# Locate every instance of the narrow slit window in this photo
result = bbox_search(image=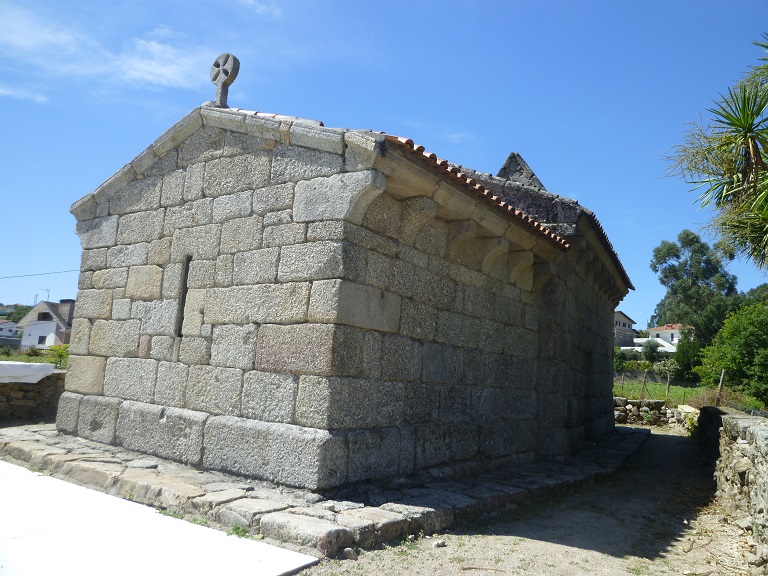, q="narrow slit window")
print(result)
[176,256,192,337]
